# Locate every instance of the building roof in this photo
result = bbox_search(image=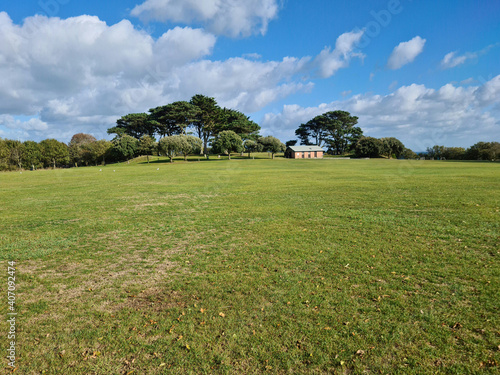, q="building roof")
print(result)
[288,145,324,152]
